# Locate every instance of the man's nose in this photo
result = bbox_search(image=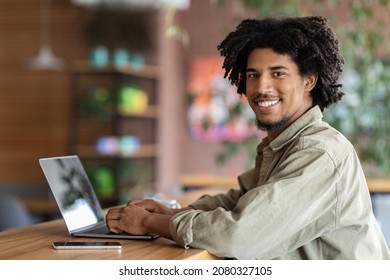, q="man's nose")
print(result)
[256,75,273,94]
